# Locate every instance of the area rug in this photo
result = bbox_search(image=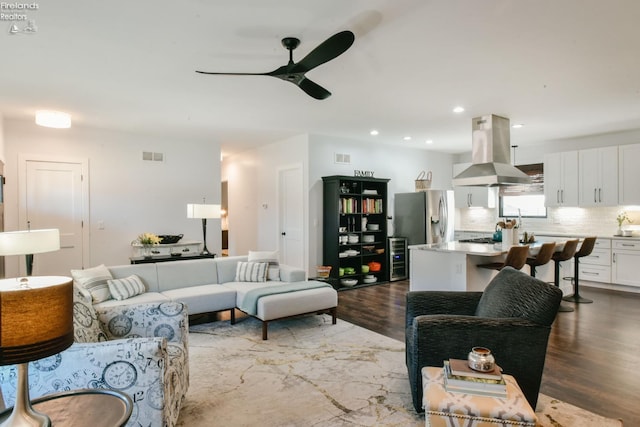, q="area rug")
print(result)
[176,315,622,427]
